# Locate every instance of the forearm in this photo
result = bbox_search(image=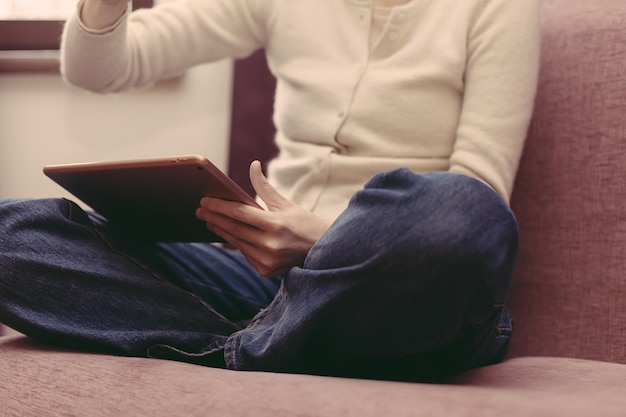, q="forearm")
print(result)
[60,0,132,92]
[61,0,269,93]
